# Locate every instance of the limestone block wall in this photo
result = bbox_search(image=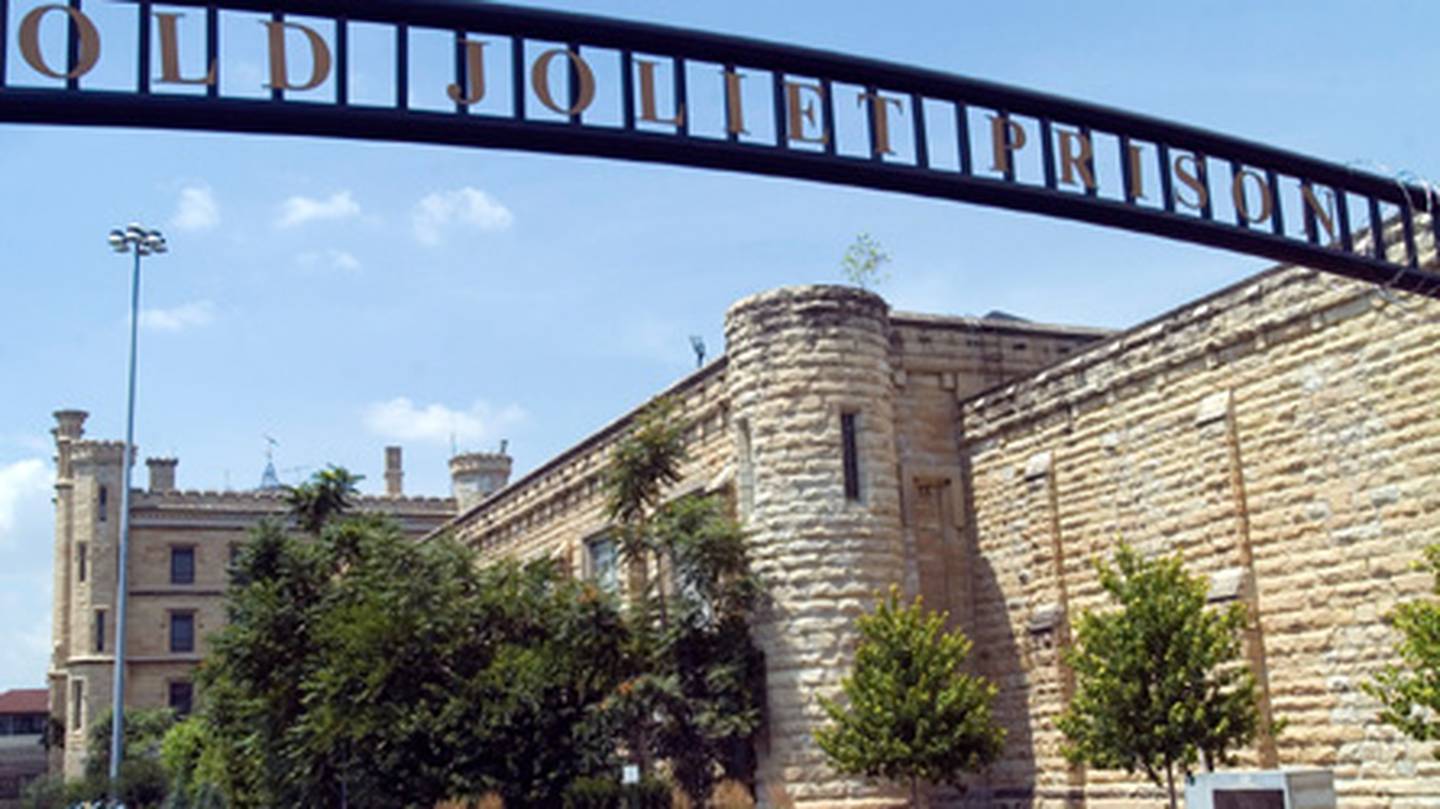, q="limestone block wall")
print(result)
[443,360,734,572]
[960,264,1440,808]
[438,286,1106,807]
[725,285,909,808]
